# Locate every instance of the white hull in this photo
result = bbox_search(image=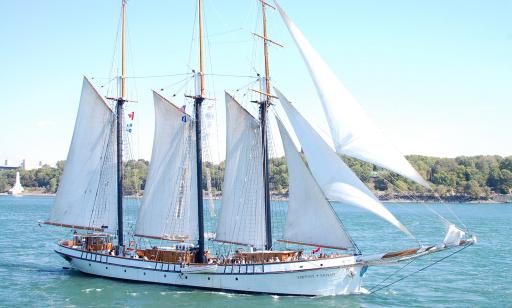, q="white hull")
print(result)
[55,244,365,296]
